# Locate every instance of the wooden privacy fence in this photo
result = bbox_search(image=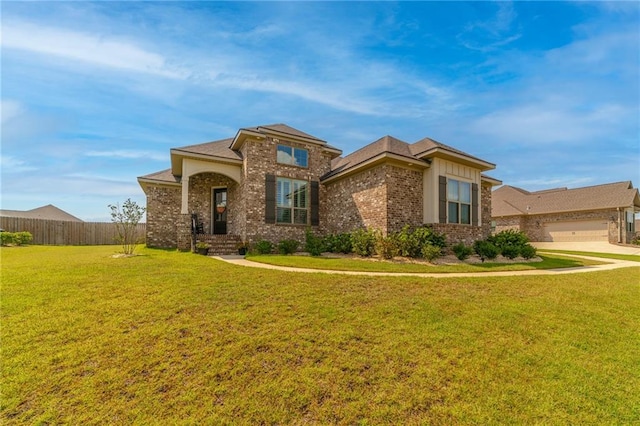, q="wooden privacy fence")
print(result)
[0,217,146,246]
